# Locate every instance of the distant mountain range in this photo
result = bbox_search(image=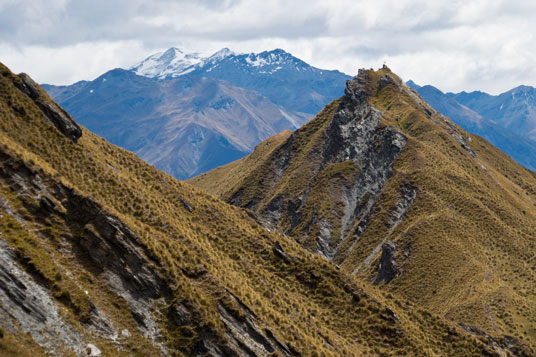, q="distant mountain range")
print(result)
[43,48,351,179]
[131,47,350,115]
[407,80,536,171]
